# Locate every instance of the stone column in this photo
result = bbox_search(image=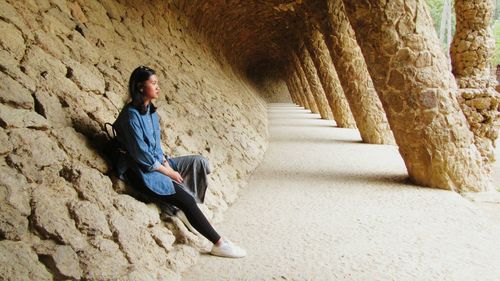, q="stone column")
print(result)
[297,43,333,120]
[291,69,309,109]
[310,6,394,144]
[292,52,320,114]
[451,0,499,175]
[304,21,357,128]
[342,0,489,191]
[285,72,301,106]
